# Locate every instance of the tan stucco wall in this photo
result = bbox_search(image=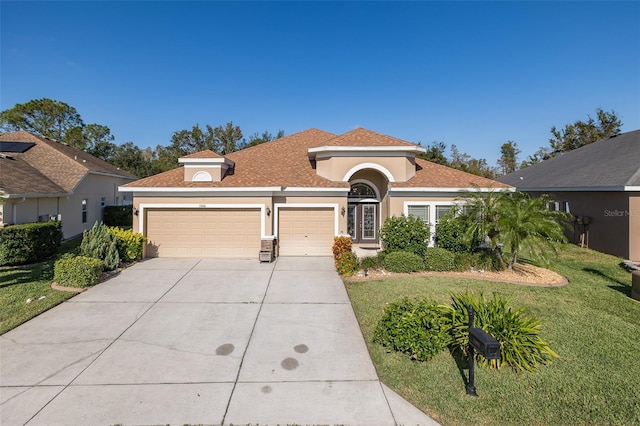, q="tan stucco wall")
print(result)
[61,174,135,239]
[529,191,632,259]
[629,193,640,261]
[316,155,415,182]
[183,166,225,182]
